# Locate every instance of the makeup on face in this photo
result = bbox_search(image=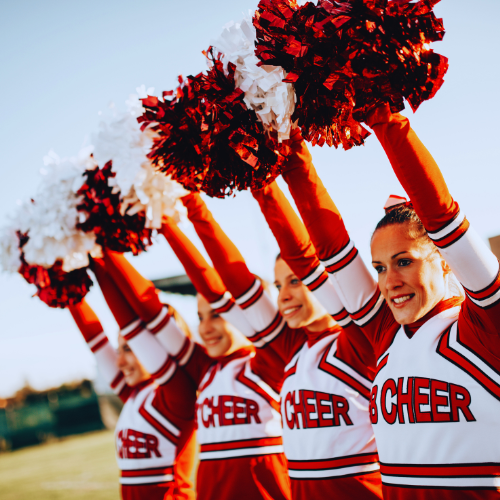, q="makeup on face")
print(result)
[371,224,447,325]
[116,335,150,387]
[197,294,250,358]
[274,257,333,332]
